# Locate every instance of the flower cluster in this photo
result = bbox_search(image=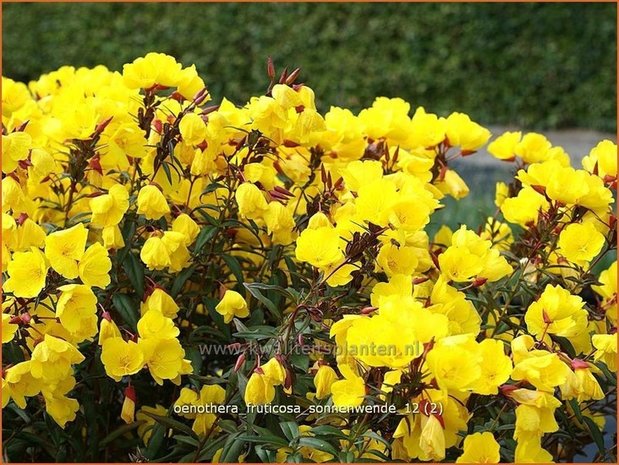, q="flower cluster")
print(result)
[2,53,616,463]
